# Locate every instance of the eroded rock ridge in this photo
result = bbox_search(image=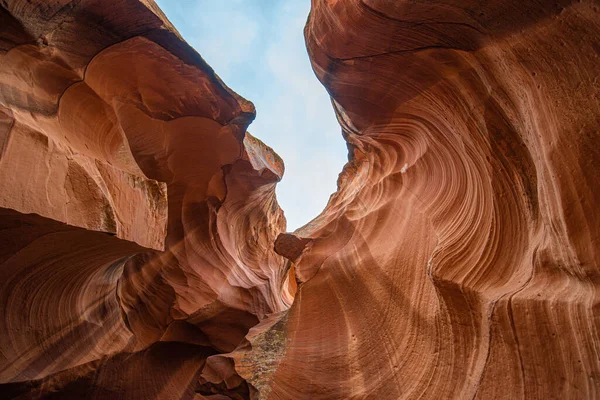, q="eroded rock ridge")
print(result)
[1,0,599,399]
